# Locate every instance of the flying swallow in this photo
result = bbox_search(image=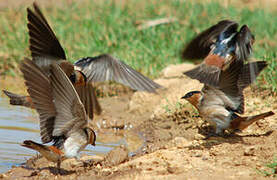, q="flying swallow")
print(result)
[20,58,96,169]
[182,20,255,87]
[3,2,162,118]
[182,60,274,136]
